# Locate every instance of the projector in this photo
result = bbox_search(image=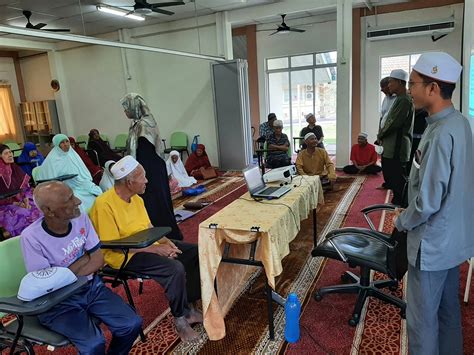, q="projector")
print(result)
[263,165,297,183]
